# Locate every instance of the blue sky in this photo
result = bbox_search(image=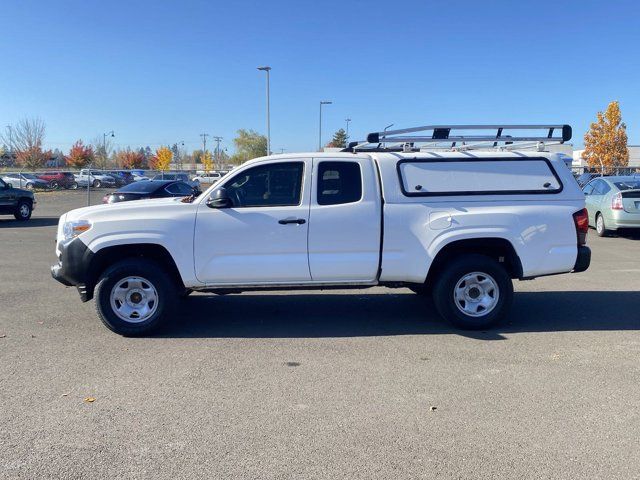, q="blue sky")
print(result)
[1,0,639,154]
